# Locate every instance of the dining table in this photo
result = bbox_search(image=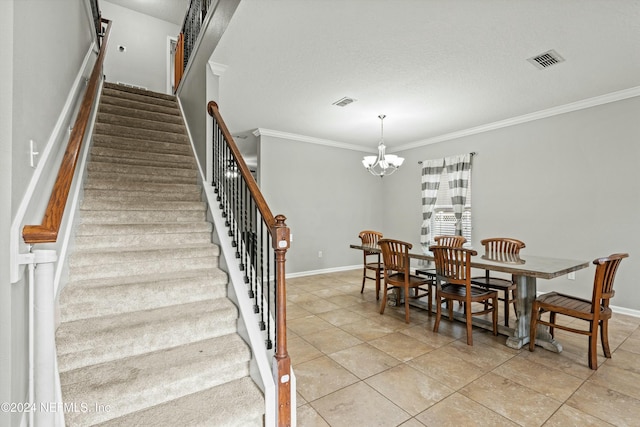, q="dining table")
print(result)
[350,243,590,351]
